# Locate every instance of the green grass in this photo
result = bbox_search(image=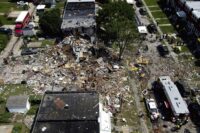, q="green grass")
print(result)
[0,33,9,52]
[0,2,20,12]
[159,25,175,33]
[0,15,15,25]
[148,6,160,11]
[12,123,29,133]
[151,11,167,18]
[27,96,41,115]
[156,18,170,24]
[0,84,33,100]
[56,1,66,9]
[41,39,55,46]
[144,0,158,6]
[115,96,140,128]
[0,84,37,132]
